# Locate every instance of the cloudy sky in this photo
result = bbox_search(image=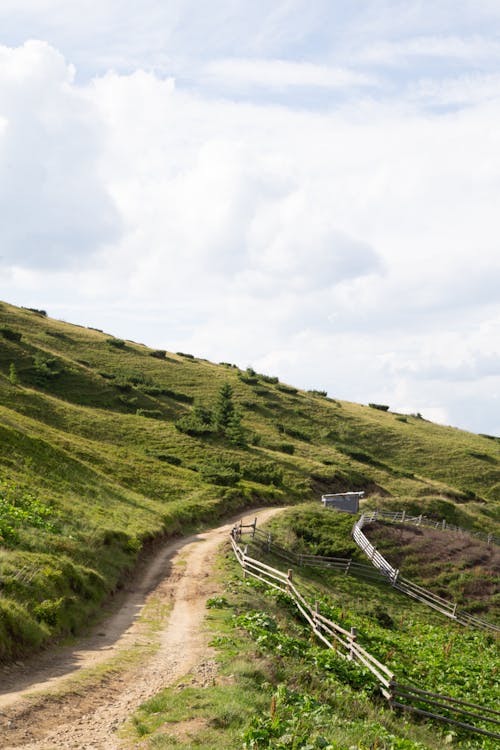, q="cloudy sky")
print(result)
[1,1,500,436]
